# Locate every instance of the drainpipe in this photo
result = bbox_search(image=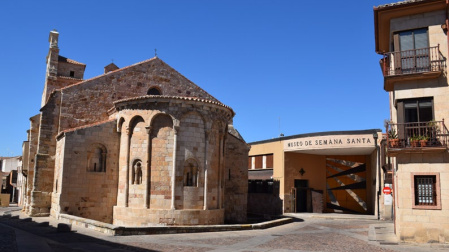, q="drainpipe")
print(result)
[446,0,449,56]
[373,132,380,220]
